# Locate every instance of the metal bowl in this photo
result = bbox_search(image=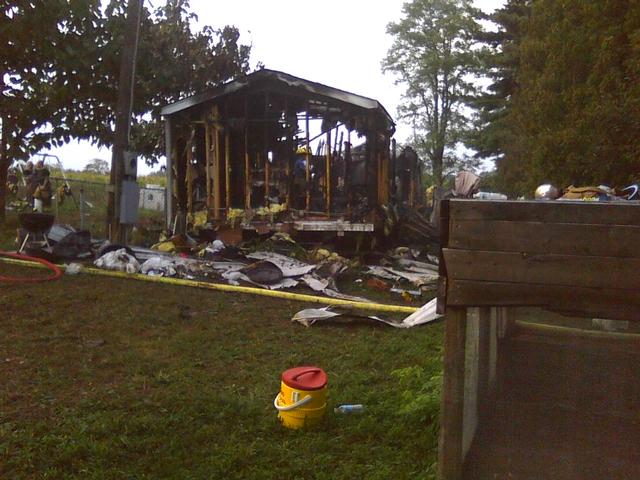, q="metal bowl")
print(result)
[534,184,559,200]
